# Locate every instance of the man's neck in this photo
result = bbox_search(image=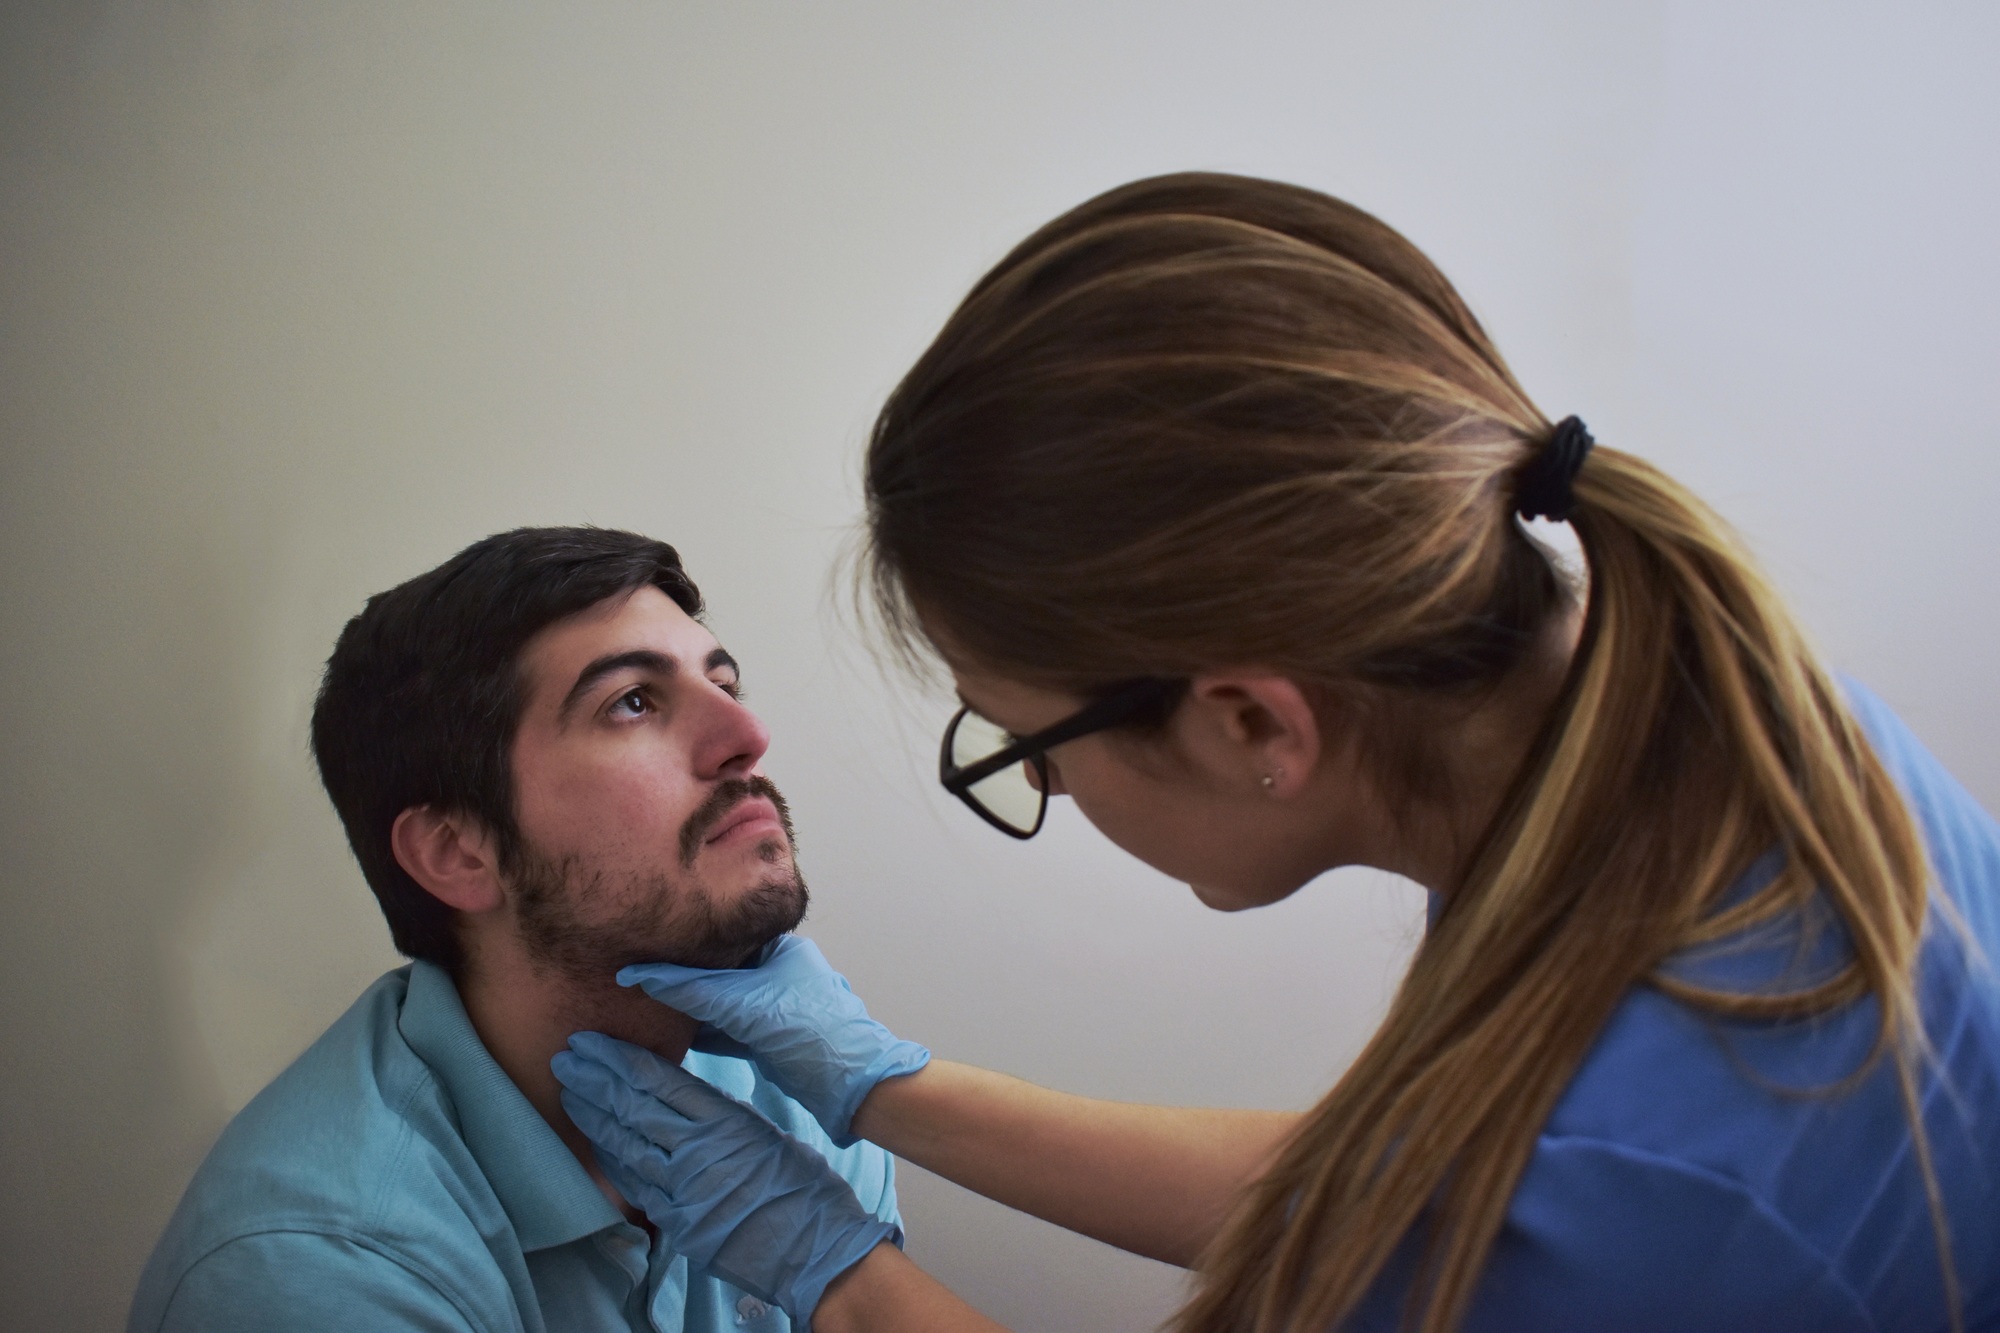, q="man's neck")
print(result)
[453,950,699,1221]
